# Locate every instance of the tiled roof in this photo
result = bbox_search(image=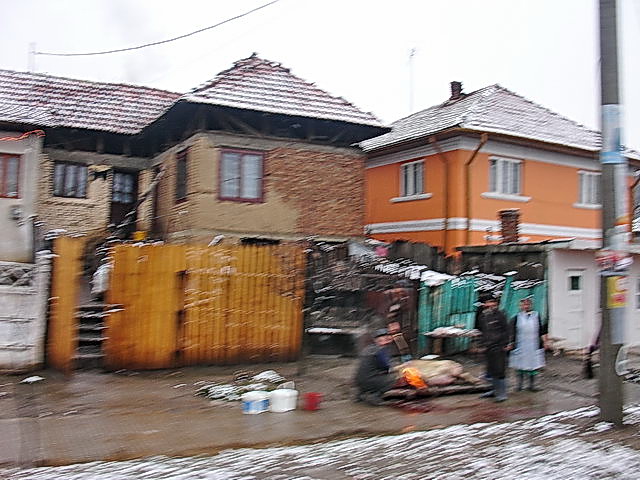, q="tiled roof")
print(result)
[361,84,639,159]
[0,70,180,135]
[181,54,385,128]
